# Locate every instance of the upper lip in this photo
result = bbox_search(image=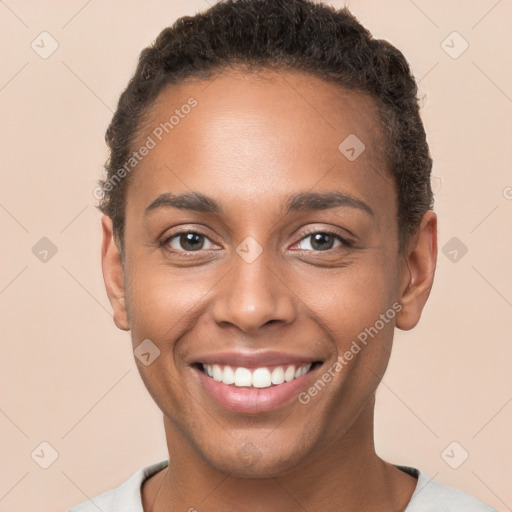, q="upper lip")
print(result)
[190,351,323,369]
